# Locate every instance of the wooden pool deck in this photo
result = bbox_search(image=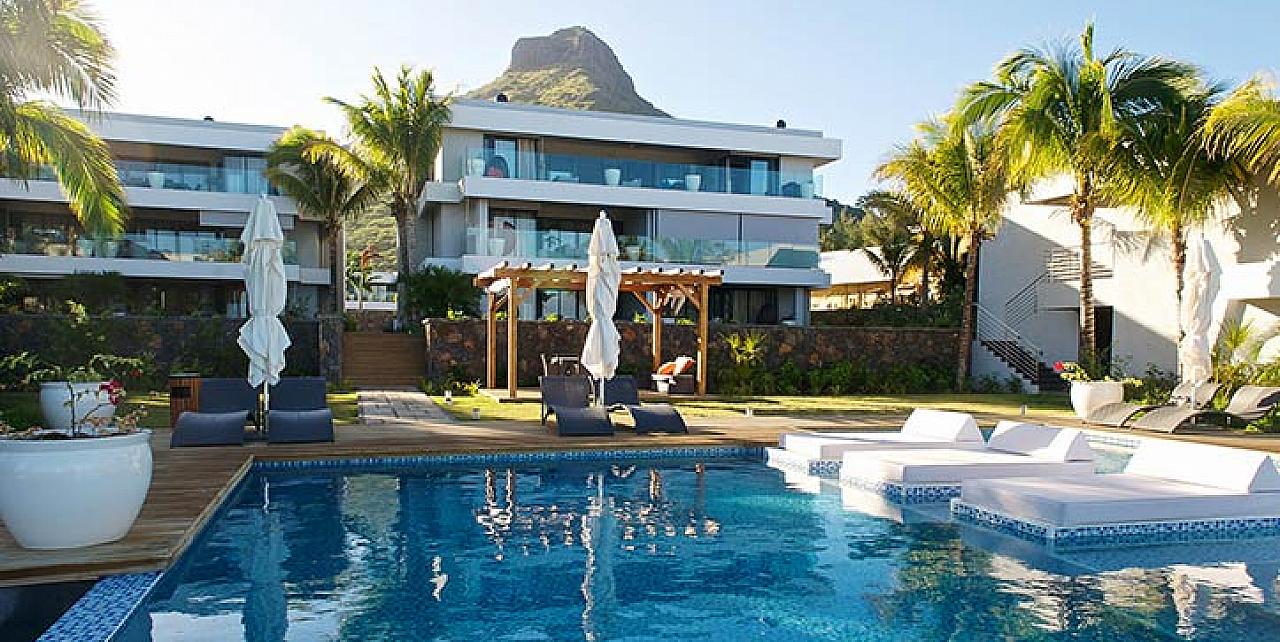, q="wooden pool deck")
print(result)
[3,409,1279,588]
